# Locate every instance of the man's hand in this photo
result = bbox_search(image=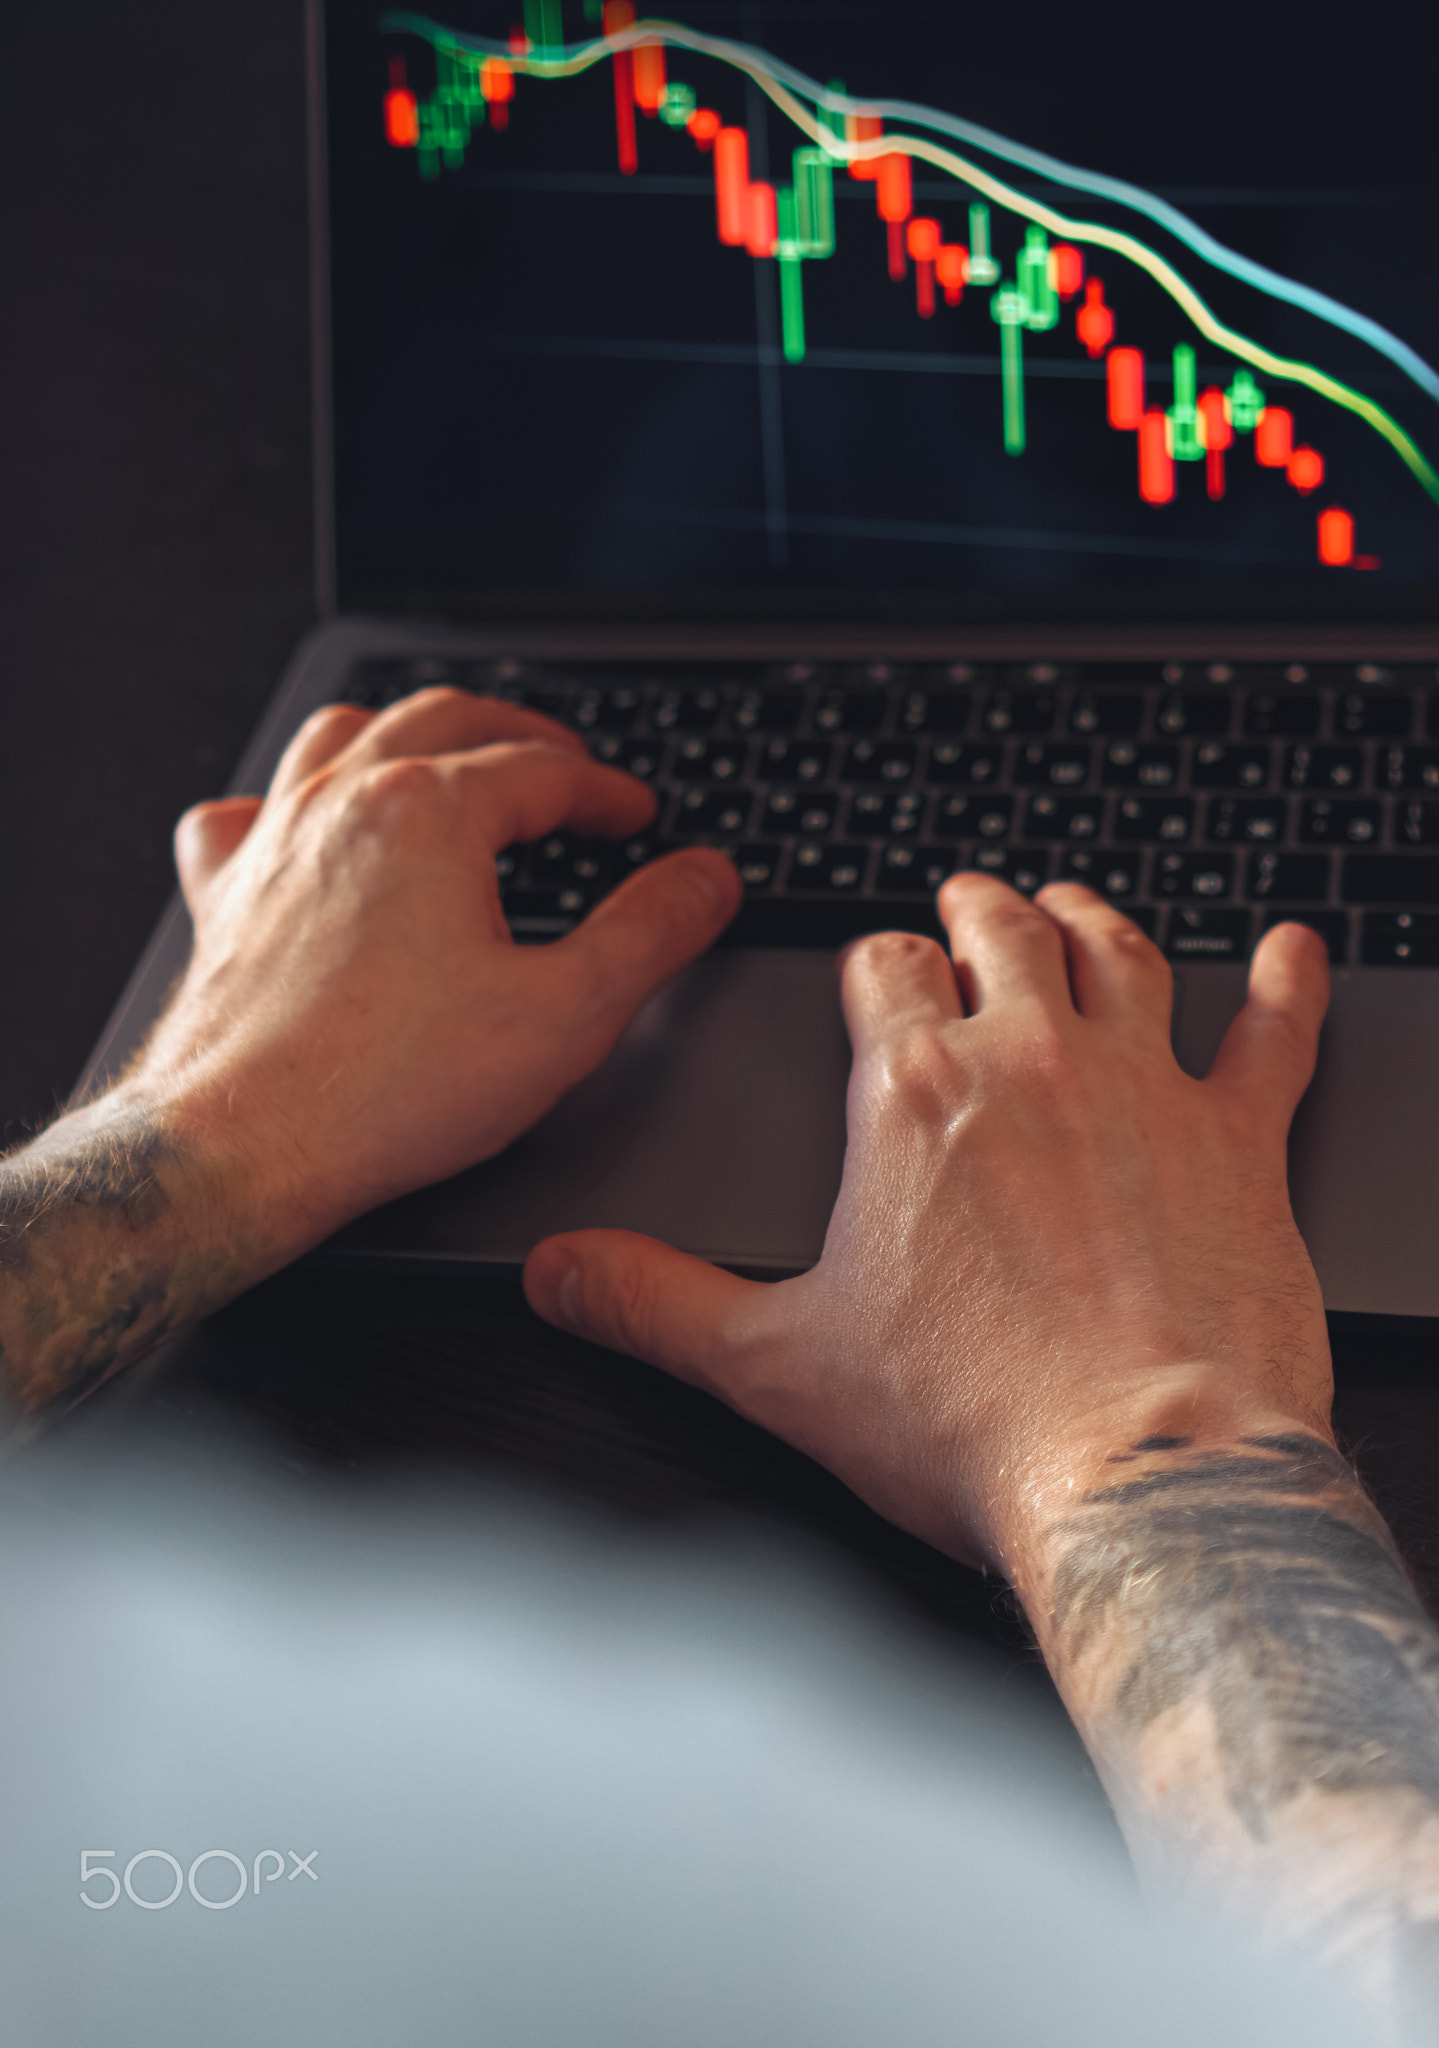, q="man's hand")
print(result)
[527,884,1439,2015]
[146,689,740,1256]
[525,875,1333,1574]
[0,690,738,1415]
